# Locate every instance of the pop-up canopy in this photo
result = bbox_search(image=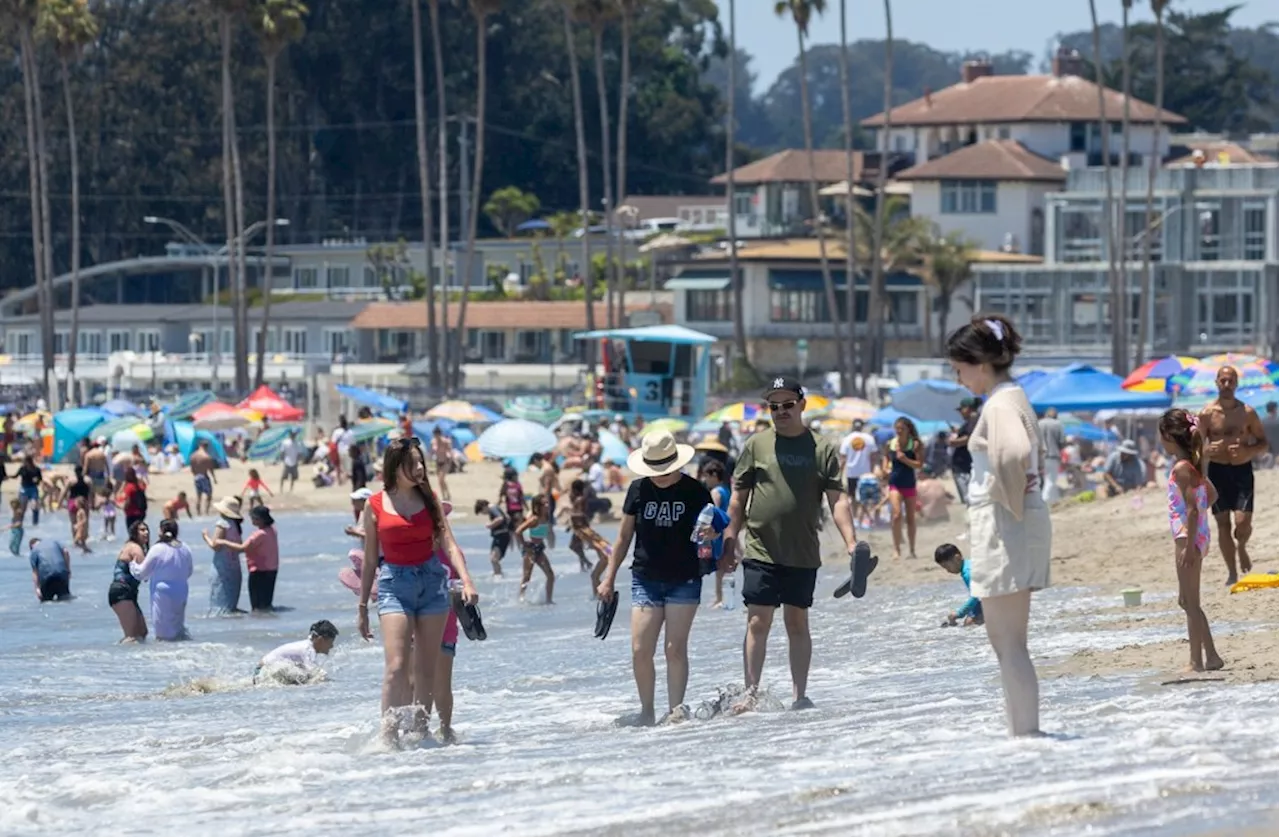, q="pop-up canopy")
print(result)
[237,385,304,422]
